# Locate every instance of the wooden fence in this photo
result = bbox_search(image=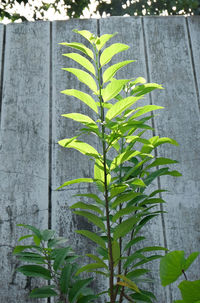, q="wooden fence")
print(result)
[0,16,200,302]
